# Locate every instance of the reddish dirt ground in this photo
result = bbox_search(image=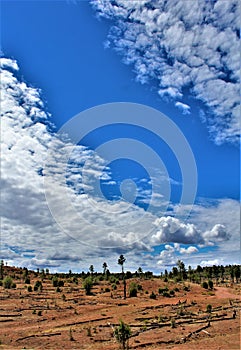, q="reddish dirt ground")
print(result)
[0,267,240,349]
